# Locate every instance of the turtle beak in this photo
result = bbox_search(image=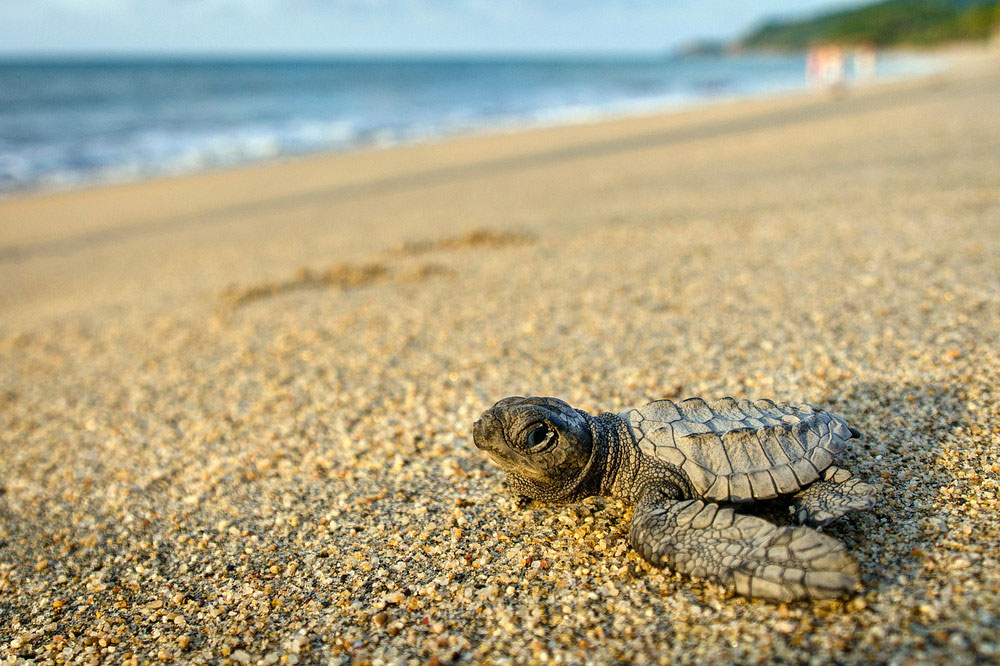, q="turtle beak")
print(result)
[473,410,518,470]
[472,411,497,452]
